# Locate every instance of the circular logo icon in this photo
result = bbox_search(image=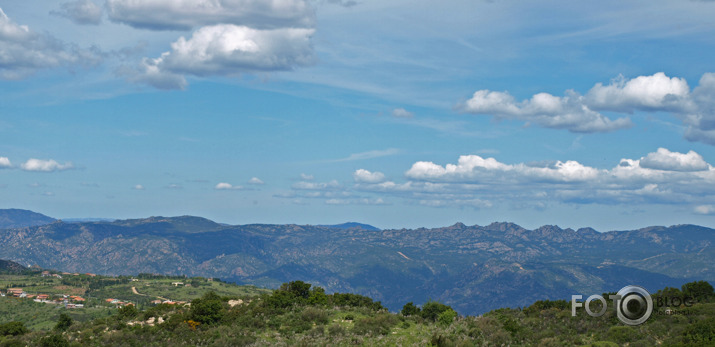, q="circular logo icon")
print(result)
[615,285,653,325]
